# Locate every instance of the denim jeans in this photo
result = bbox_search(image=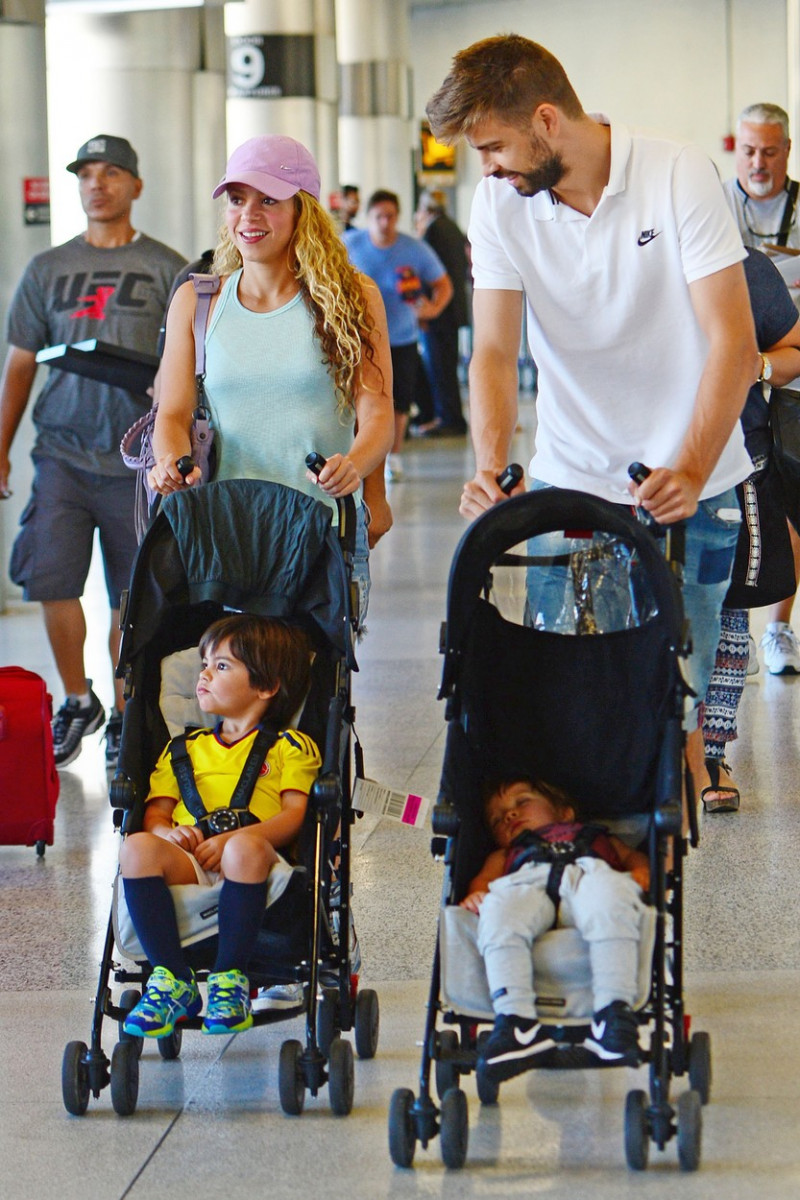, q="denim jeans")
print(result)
[353,502,371,634]
[524,481,741,728]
